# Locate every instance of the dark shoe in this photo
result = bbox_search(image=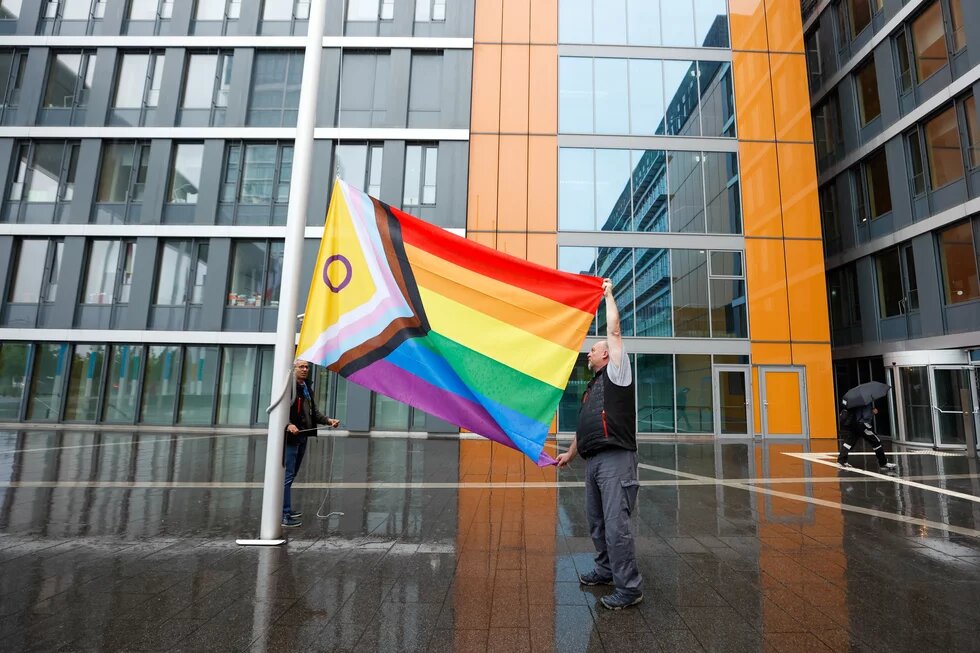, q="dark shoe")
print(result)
[880,462,898,472]
[288,511,303,518]
[578,570,613,586]
[600,590,643,610]
[281,516,302,528]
